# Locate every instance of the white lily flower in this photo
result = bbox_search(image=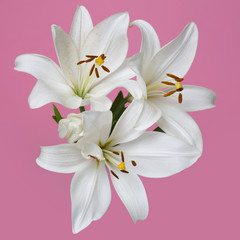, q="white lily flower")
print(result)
[129,21,217,149]
[36,100,201,233]
[14,6,141,110]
